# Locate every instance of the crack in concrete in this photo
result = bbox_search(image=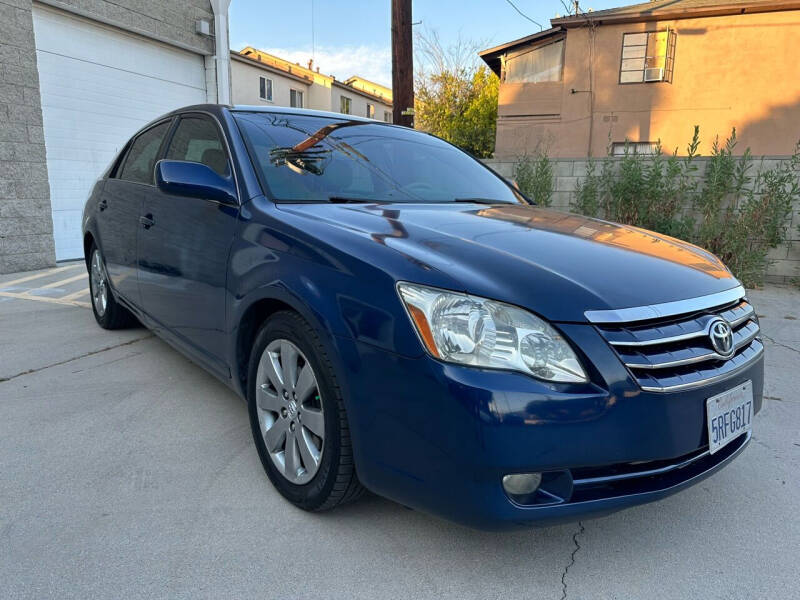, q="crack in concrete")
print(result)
[0,335,153,383]
[560,521,585,600]
[760,333,800,356]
